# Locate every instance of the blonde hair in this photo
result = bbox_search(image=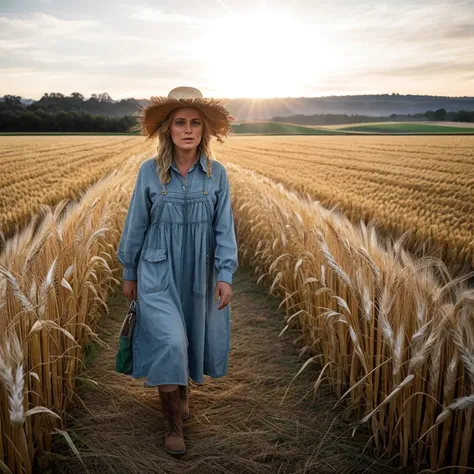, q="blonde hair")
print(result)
[154,108,214,184]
